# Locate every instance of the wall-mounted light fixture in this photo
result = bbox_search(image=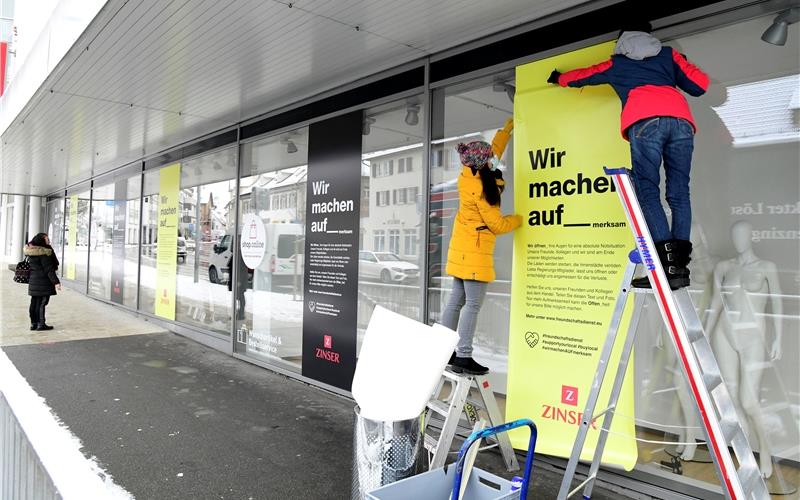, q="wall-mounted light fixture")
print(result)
[761,8,799,46]
[493,81,515,103]
[405,103,420,126]
[362,116,376,135]
[281,138,298,154]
